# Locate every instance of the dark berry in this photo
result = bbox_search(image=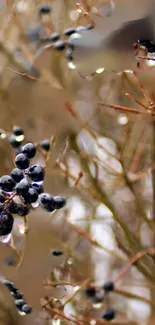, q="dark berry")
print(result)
[31,182,44,194]
[40,139,50,152]
[84,287,96,298]
[0,212,14,236]
[11,168,24,183]
[15,153,29,170]
[28,165,44,182]
[63,28,76,36]
[21,304,32,314]
[9,135,21,148]
[8,202,18,214]
[11,290,23,299]
[48,32,60,42]
[23,188,38,204]
[15,179,30,196]
[22,143,36,159]
[52,249,64,256]
[103,281,114,292]
[40,193,55,212]
[0,191,5,203]
[15,299,25,310]
[102,308,116,321]
[52,196,66,209]
[53,40,66,51]
[3,280,15,292]
[0,175,15,192]
[75,26,85,32]
[0,203,4,213]
[38,4,52,15]
[66,48,73,61]
[15,204,30,217]
[13,126,24,137]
